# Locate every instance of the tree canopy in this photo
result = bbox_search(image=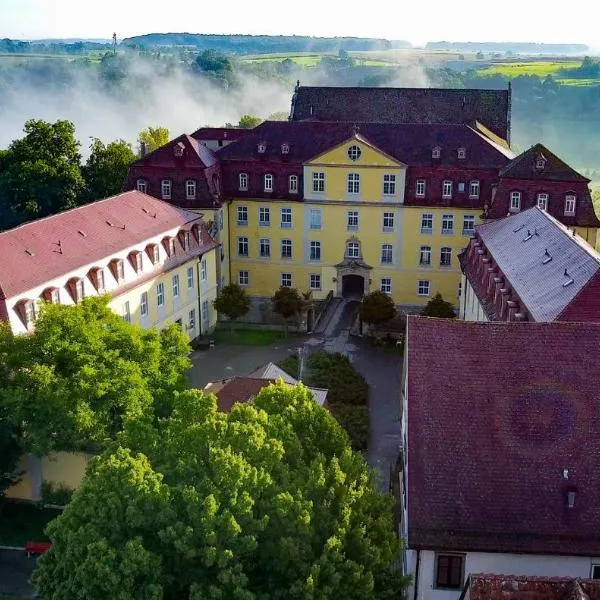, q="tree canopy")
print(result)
[0,119,84,227]
[138,126,170,154]
[0,297,191,455]
[420,293,456,319]
[213,284,250,331]
[238,114,263,129]
[272,286,304,334]
[359,291,396,326]
[33,383,407,599]
[82,138,136,202]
